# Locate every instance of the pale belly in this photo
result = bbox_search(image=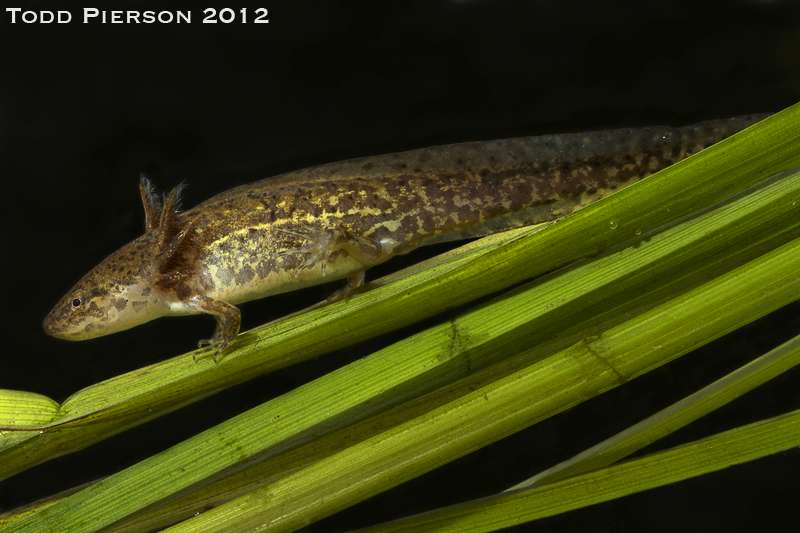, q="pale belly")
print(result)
[194,250,369,306]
